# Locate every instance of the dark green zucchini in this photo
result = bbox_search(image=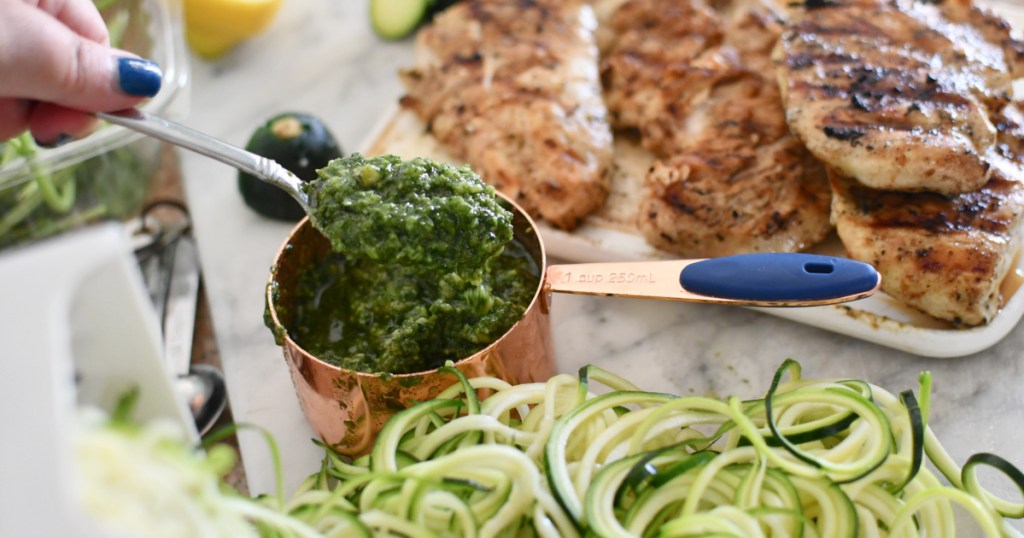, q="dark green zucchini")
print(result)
[238,112,342,221]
